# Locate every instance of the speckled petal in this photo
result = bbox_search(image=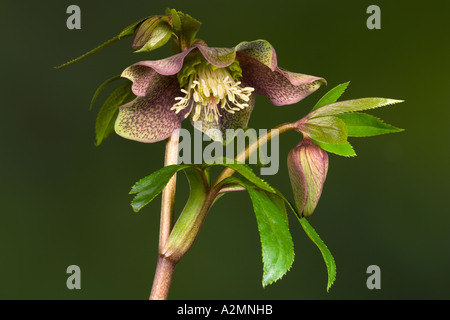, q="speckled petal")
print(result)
[122,44,237,81]
[121,65,156,96]
[190,94,256,142]
[114,75,187,143]
[234,40,326,106]
[120,45,237,96]
[235,40,277,70]
[238,52,325,106]
[126,47,196,76]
